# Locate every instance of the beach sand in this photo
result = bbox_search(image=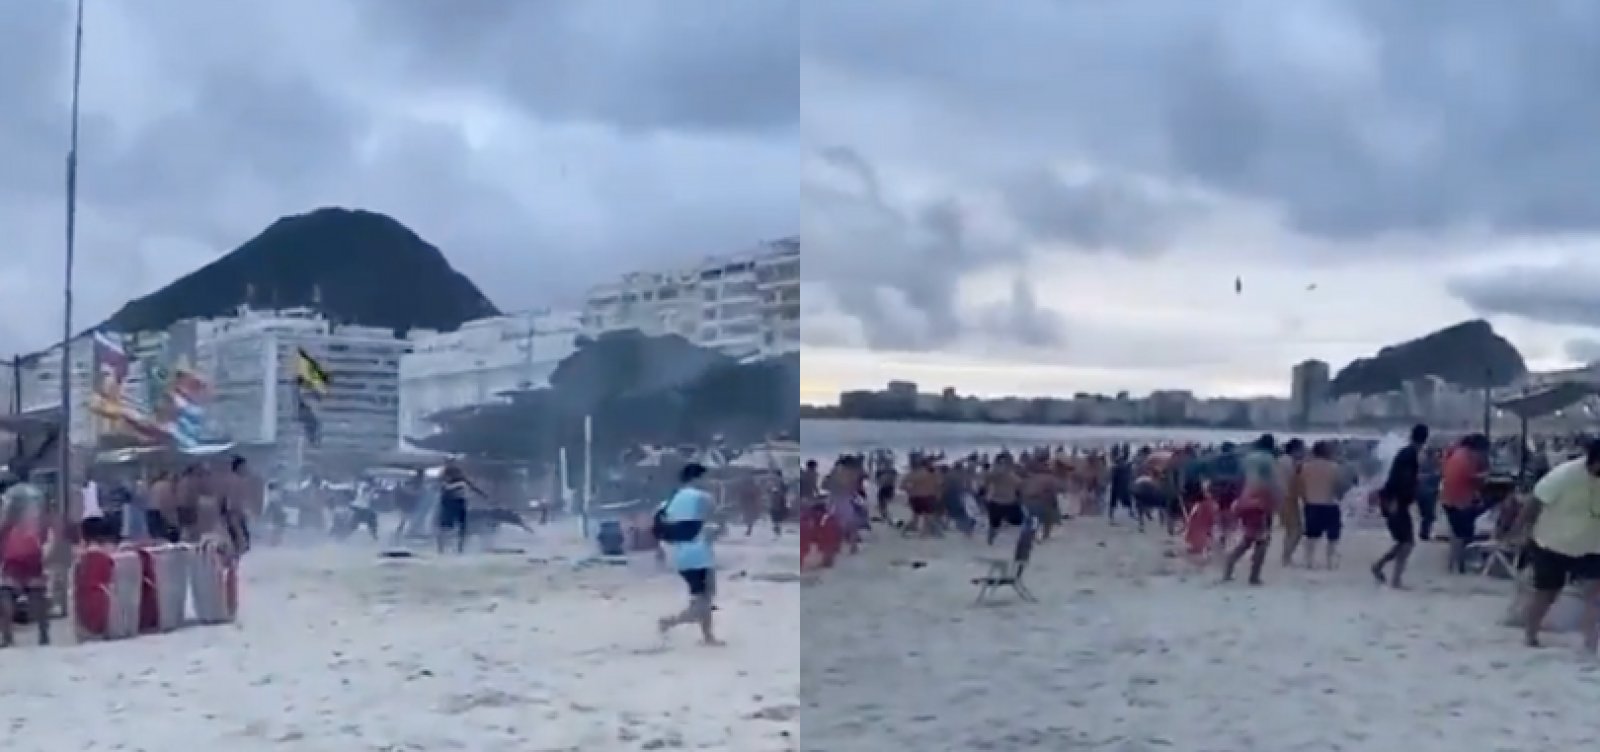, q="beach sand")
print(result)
[0,529,799,751]
[801,520,1600,752]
